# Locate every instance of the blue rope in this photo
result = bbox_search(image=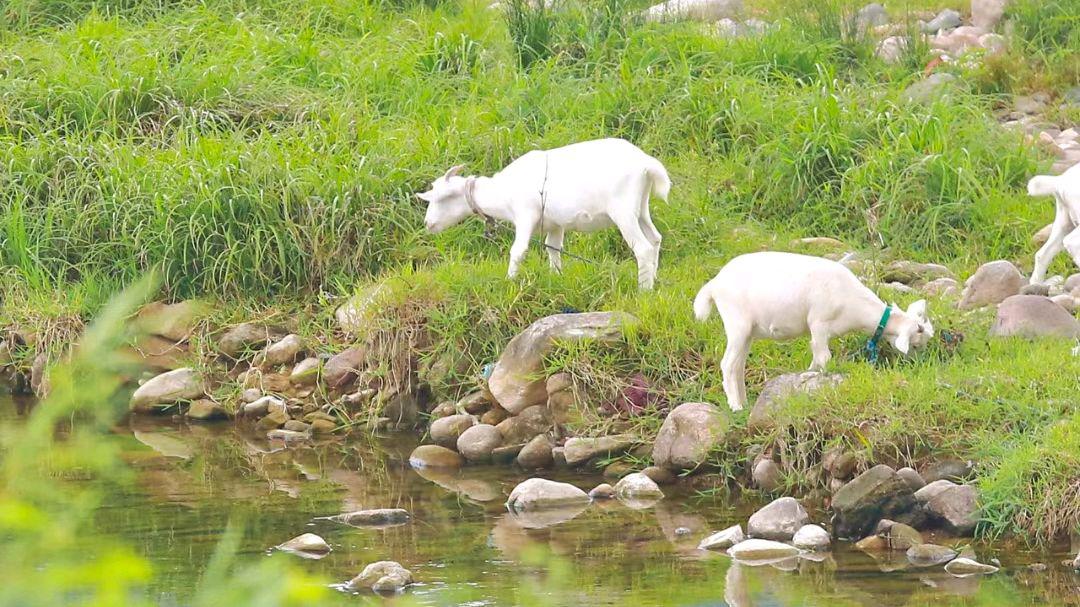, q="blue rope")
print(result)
[866,305,892,365]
